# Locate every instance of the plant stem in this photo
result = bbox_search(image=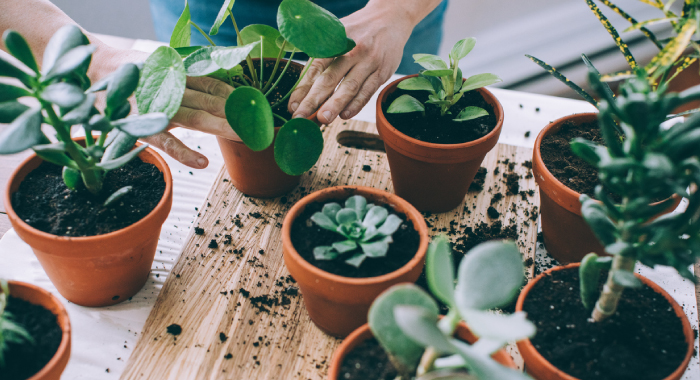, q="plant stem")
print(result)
[272,112,288,124]
[262,41,286,93]
[271,56,311,109]
[416,309,460,376]
[189,21,216,46]
[591,254,636,321]
[264,52,295,98]
[239,74,252,86]
[259,36,264,85]
[97,132,107,147]
[228,9,258,88]
[84,128,94,146]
